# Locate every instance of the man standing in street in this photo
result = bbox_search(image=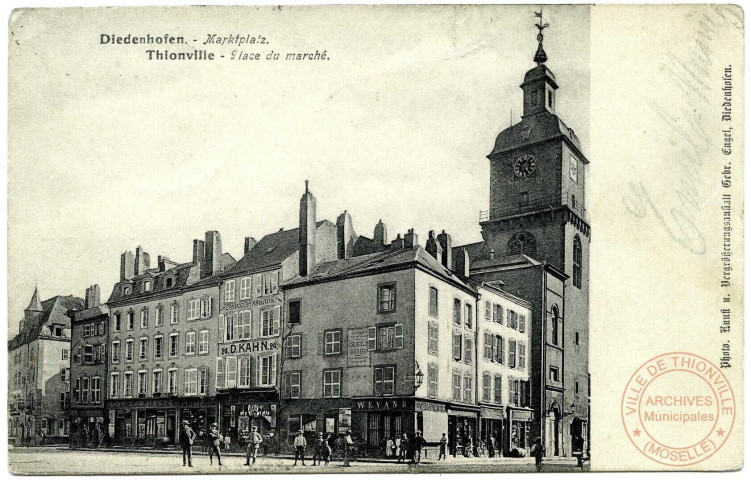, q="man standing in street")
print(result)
[312,432,325,466]
[531,437,545,472]
[207,423,223,467]
[244,426,263,466]
[343,430,354,467]
[413,431,425,464]
[180,420,196,467]
[293,430,307,466]
[438,433,448,460]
